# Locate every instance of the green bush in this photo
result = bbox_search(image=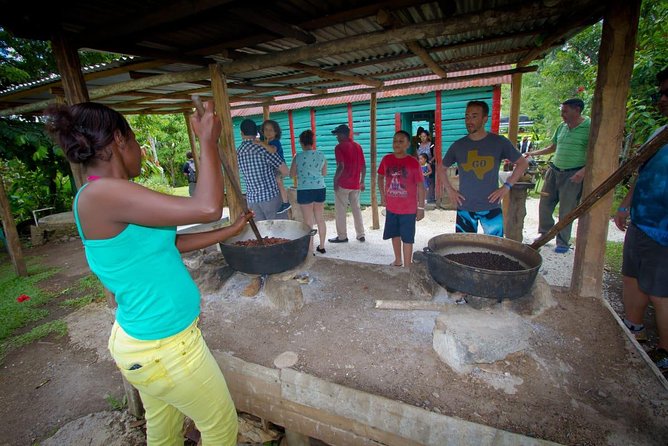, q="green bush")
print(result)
[136,174,174,195]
